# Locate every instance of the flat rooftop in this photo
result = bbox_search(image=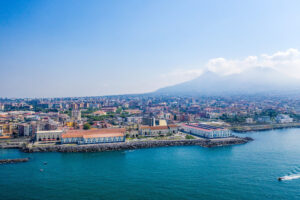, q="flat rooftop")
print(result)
[37,130,64,134]
[184,123,225,131]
